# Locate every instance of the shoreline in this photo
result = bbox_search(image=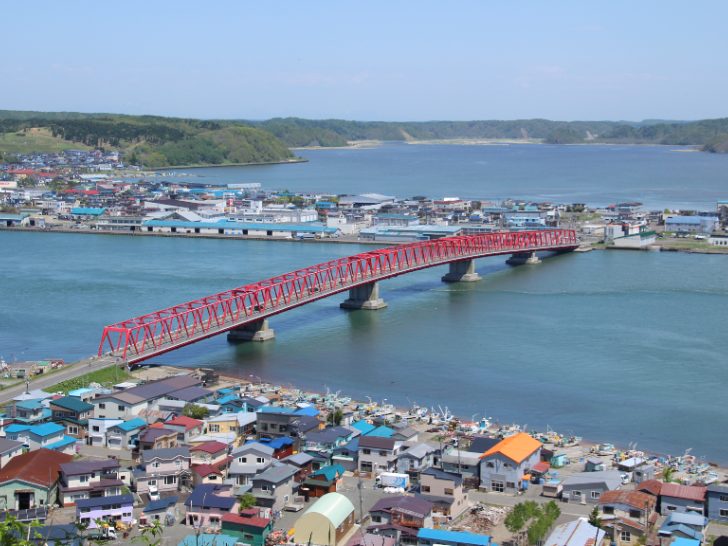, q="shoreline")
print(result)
[2,226,726,254]
[198,368,726,468]
[152,157,307,170]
